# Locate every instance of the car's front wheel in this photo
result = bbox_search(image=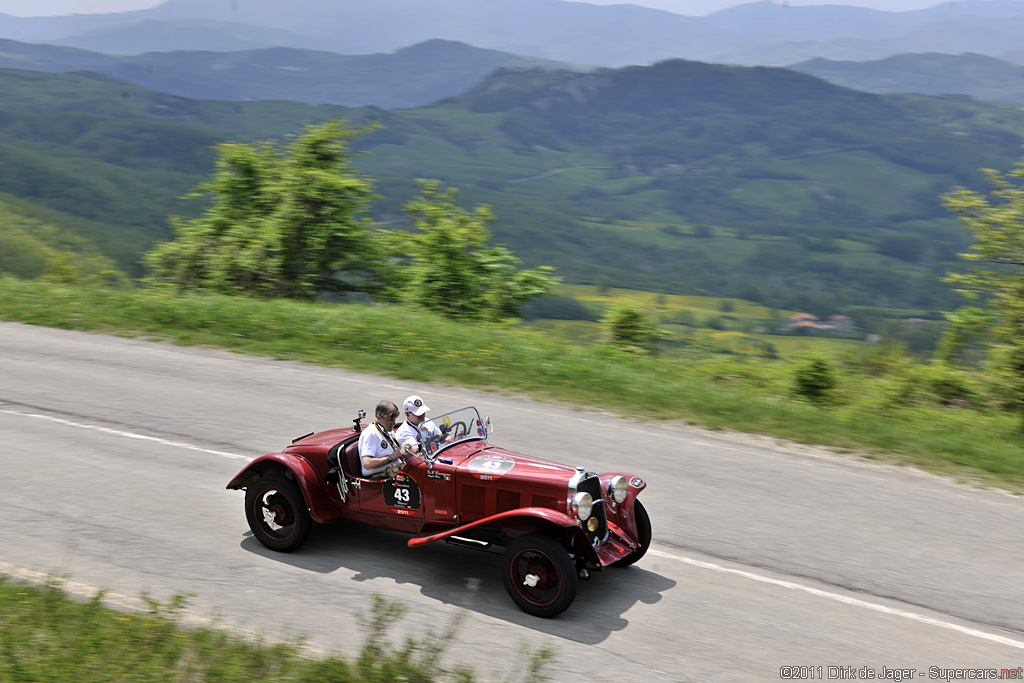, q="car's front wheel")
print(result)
[245,474,312,552]
[502,534,577,618]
